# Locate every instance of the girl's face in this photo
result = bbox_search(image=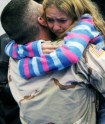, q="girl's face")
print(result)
[45,5,73,37]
